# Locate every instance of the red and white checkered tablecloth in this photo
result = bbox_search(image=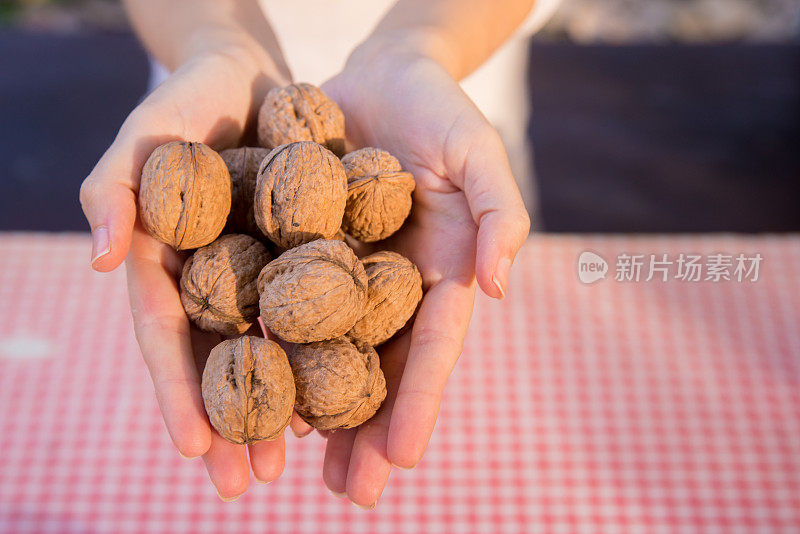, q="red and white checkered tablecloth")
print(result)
[1,233,799,533]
